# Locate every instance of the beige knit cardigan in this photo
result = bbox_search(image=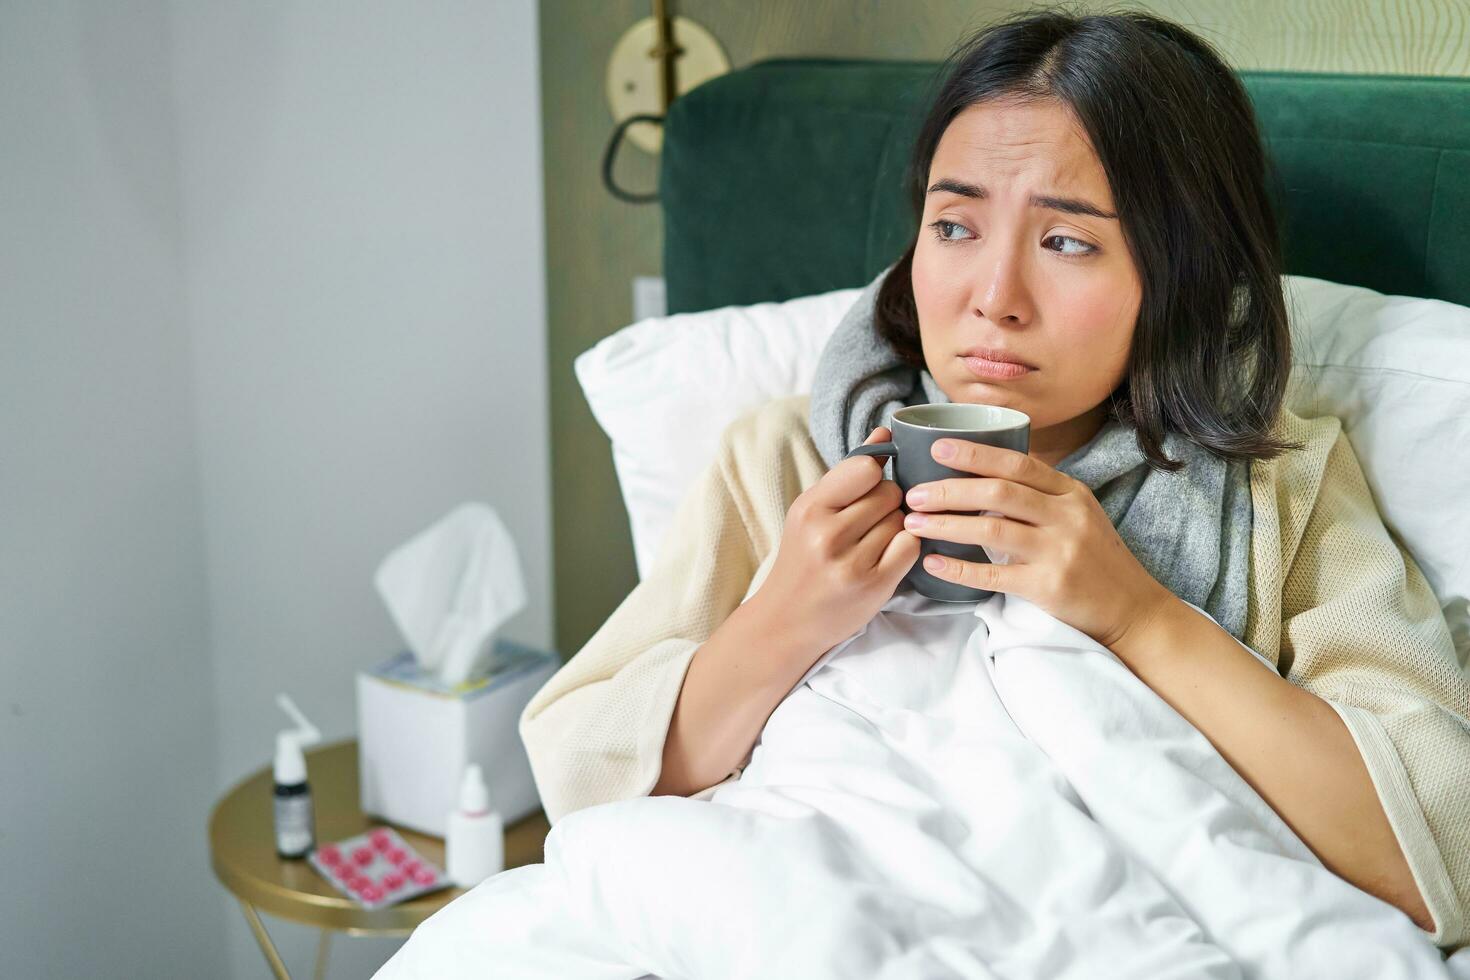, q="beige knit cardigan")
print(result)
[520,393,1470,950]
